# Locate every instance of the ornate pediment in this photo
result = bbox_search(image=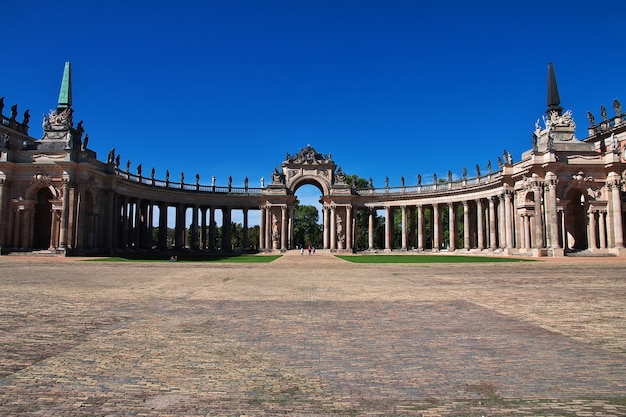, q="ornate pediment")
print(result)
[285,145,332,165]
